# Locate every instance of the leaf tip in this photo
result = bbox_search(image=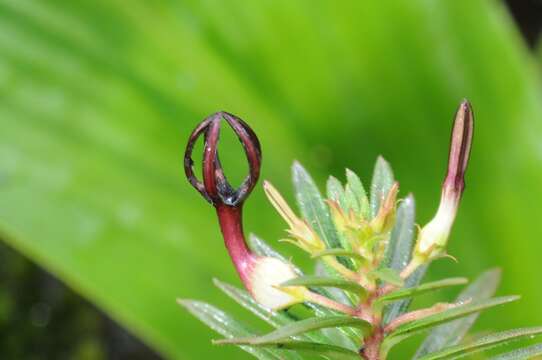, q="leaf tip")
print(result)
[211,338,228,345]
[176,298,192,308]
[292,160,303,173]
[404,193,415,203]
